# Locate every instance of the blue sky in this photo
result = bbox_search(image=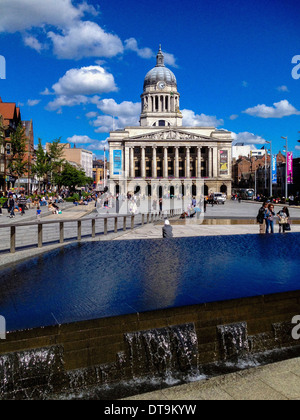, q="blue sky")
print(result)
[0,0,300,159]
